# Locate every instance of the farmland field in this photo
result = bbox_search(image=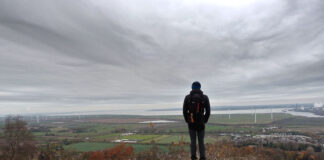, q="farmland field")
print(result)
[64,142,169,153]
[1,113,323,154]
